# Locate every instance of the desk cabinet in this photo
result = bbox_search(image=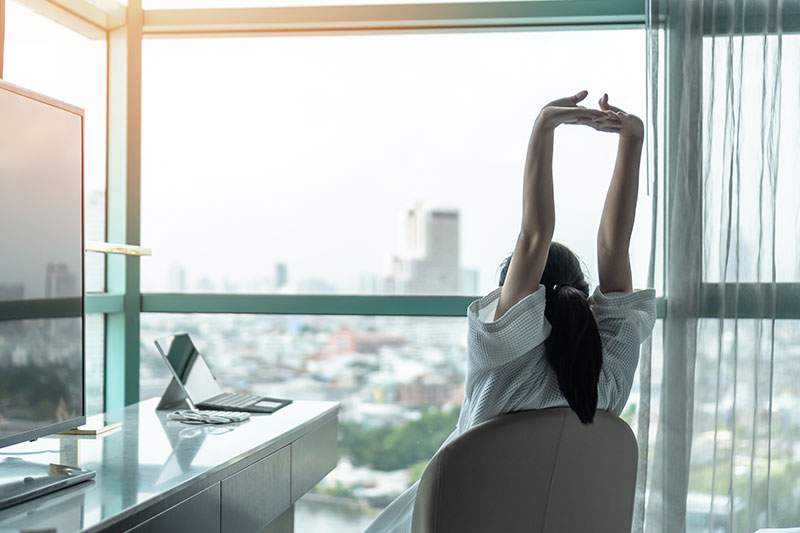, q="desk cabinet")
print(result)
[127,484,221,533]
[125,432,331,533]
[291,419,338,503]
[221,446,291,533]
